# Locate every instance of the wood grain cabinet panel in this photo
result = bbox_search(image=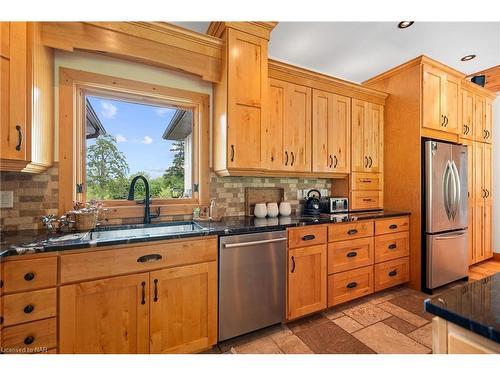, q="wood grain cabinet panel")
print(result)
[350,172,383,191]
[288,225,327,249]
[1,317,57,352]
[328,221,374,242]
[444,75,460,134]
[287,245,327,320]
[374,257,410,292]
[374,232,410,263]
[474,95,486,142]
[59,273,150,354]
[350,190,383,211]
[1,257,57,293]
[327,237,374,274]
[484,98,493,144]
[3,288,57,326]
[149,262,217,354]
[460,89,474,139]
[374,216,410,235]
[422,64,445,131]
[328,265,374,306]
